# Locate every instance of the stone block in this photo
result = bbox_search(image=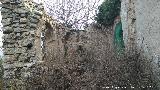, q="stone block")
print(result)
[34,10,42,16]
[17,8,28,14]
[3,39,16,44]
[1,8,10,13]
[20,13,27,17]
[30,17,39,23]
[30,23,37,28]
[14,27,21,33]
[24,63,34,68]
[2,33,15,40]
[3,55,17,64]
[3,70,15,79]
[22,32,30,37]
[30,31,35,37]
[4,0,11,3]
[22,39,34,48]
[19,24,27,28]
[28,50,36,57]
[10,0,21,5]
[13,23,20,28]
[3,48,15,55]
[3,26,13,34]
[32,14,41,19]
[18,53,28,62]
[3,43,14,48]
[2,21,11,27]
[20,18,27,23]
[1,18,12,24]
[14,62,24,68]
[16,47,27,54]
[12,20,19,23]
[15,33,21,38]
[21,29,29,32]
[3,63,14,70]
[30,57,37,62]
